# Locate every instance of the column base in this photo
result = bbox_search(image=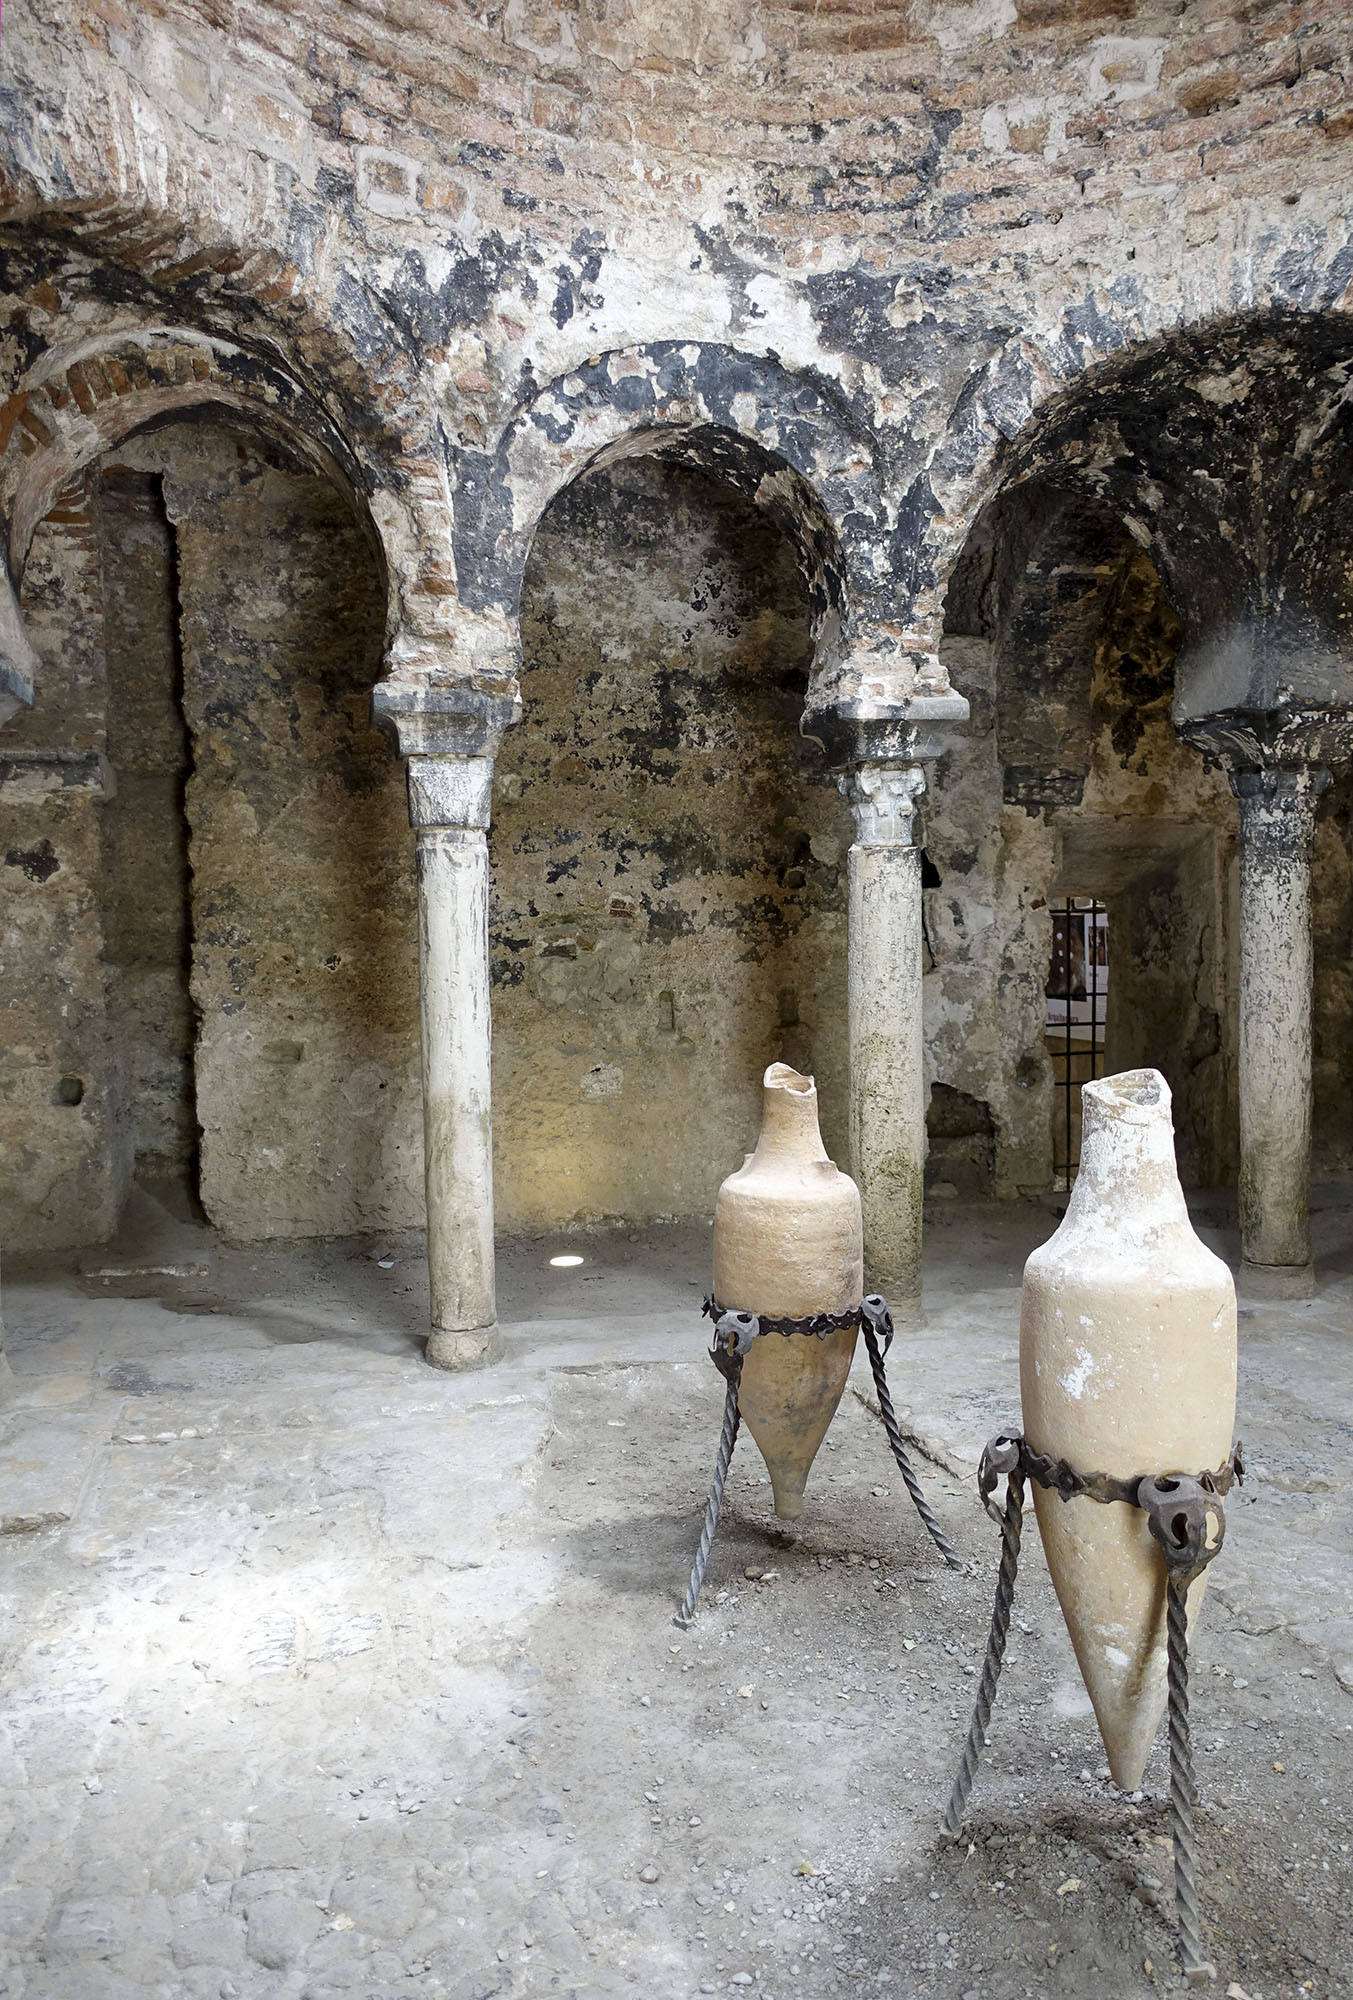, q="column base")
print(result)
[425,1323,503,1371]
[1238,1260,1315,1301]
